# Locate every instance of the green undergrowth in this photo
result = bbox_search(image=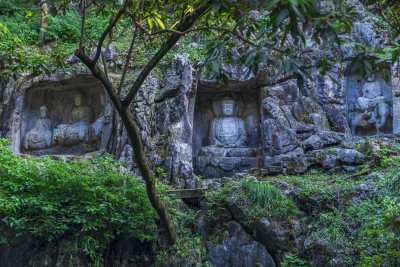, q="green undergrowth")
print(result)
[0,139,174,265]
[260,170,366,203]
[204,141,400,266]
[256,142,400,266]
[0,138,208,266]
